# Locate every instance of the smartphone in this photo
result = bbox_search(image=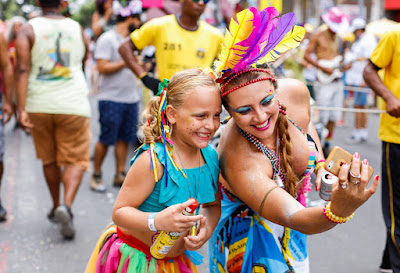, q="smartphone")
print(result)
[324,146,374,181]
